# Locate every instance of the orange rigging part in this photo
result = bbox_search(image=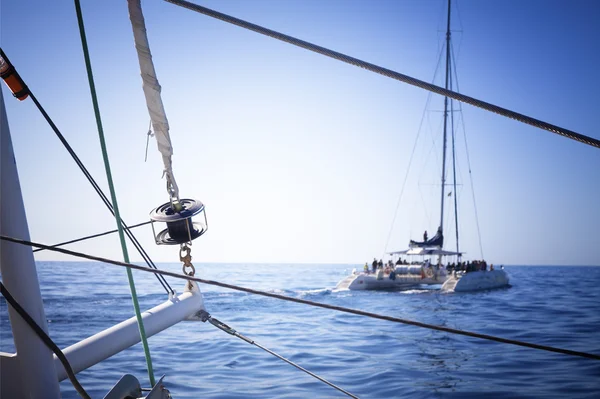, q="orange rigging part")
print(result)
[0,54,29,101]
